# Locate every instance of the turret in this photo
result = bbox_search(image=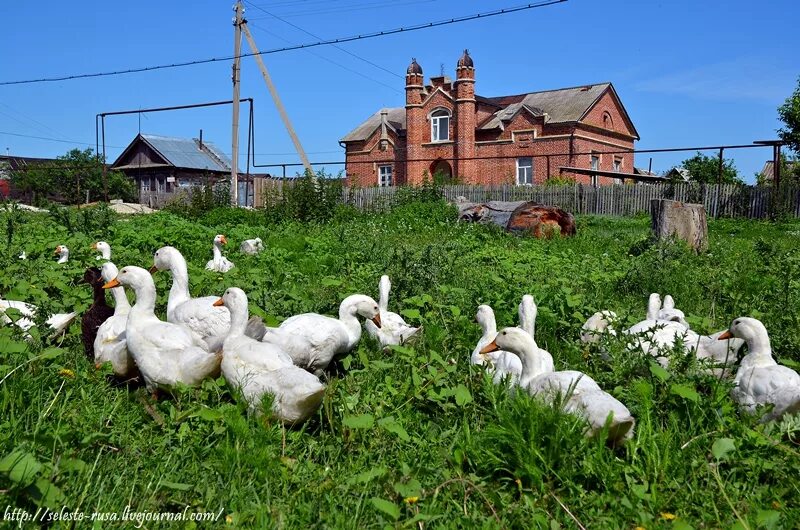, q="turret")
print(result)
[454,50,476,183]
